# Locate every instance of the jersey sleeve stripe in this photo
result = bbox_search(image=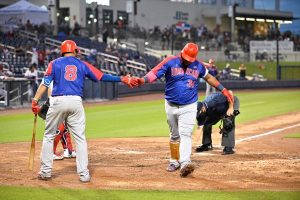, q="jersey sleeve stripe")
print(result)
[45,61,53,75]
[149,55,176,75]
[145,71,157,82]
[203,68,208,78]
[83,61,103,80]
